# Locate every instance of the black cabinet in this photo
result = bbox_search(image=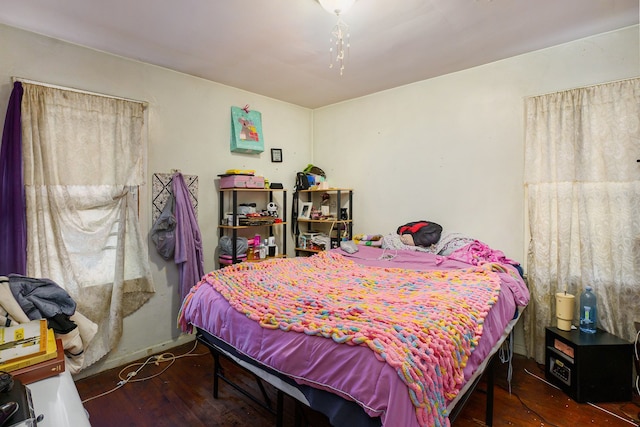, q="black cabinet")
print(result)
[545,326,632,403]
